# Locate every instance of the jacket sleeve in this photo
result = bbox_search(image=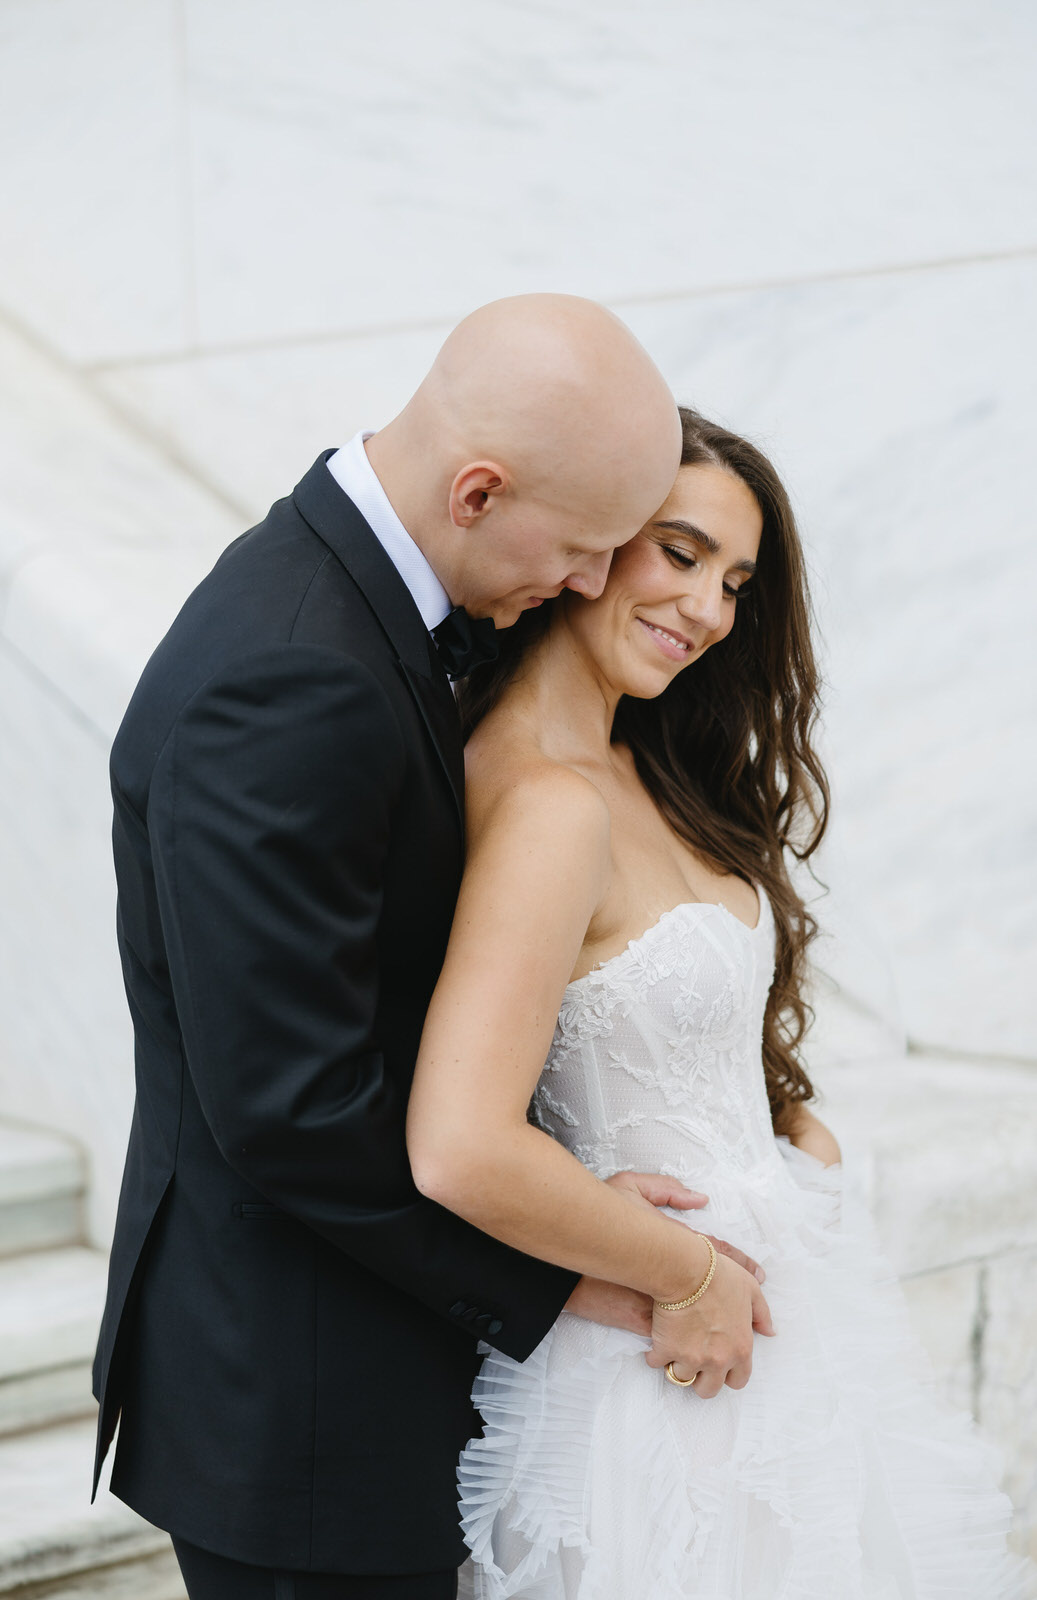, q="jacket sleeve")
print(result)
[147,643,577,1361]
